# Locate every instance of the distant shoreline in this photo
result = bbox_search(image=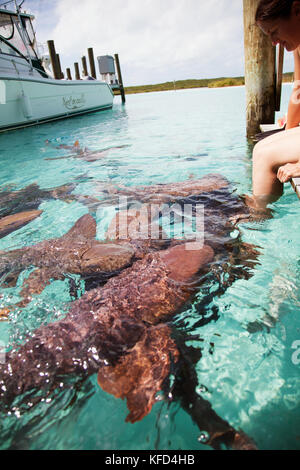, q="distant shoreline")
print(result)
[114,73,293,96]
